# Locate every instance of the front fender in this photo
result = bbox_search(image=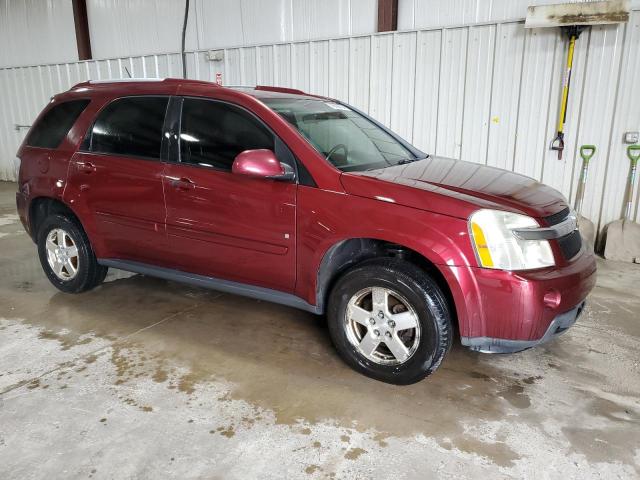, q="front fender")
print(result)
[295,186,477,309]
